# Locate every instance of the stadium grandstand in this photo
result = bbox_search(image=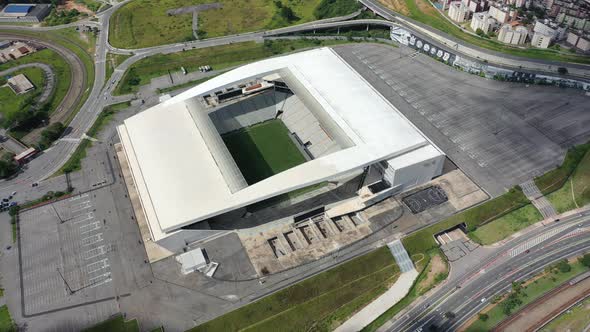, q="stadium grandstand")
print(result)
[117,47,445,253]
